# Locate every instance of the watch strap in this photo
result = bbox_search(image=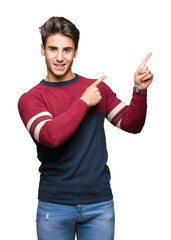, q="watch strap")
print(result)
[134,86,147,94]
